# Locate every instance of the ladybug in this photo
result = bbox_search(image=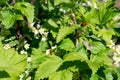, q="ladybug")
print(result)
[81,22,87,27]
